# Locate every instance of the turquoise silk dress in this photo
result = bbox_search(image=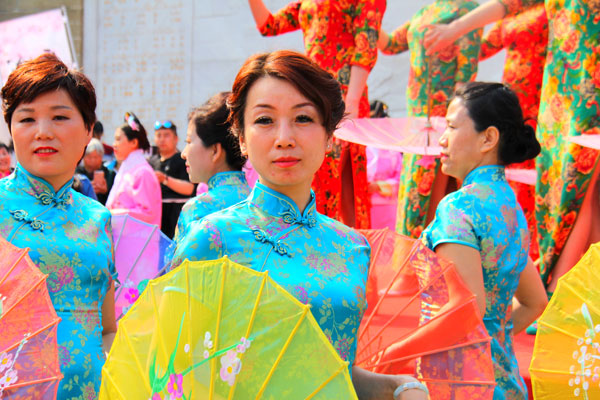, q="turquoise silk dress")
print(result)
[174,171,250,244]
[421,165,529,399]
[0,165,116,400]
[173,182,370,366]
